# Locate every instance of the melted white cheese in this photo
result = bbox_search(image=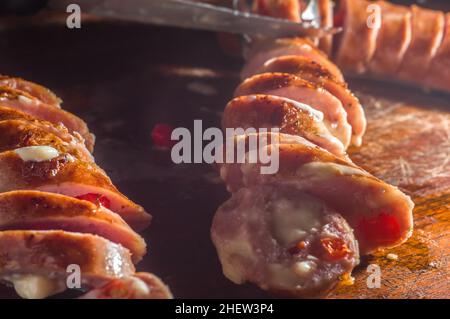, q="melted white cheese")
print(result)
[268,264,302,289]
[7,275,64,299]
[129,277,150,296]
[14,146,60,162]
[270,197,322,247]
[292,261,316,277]
[267,260,318,290]
[297,162,368,179]
[266,196,323,289]
[18,95,39,106]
